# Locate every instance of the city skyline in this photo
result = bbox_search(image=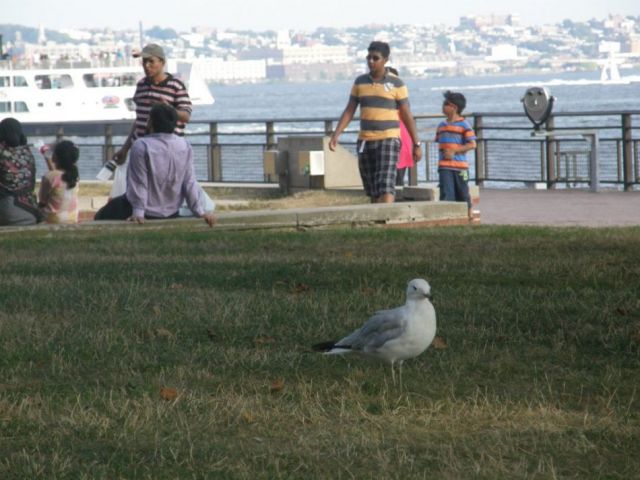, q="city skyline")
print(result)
[4,0,639,31]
